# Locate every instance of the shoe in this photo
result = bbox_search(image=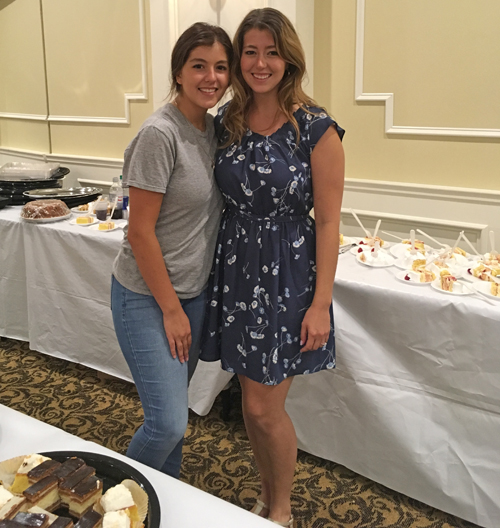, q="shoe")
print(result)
[268,515,294,527]
[250,499,268,516]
